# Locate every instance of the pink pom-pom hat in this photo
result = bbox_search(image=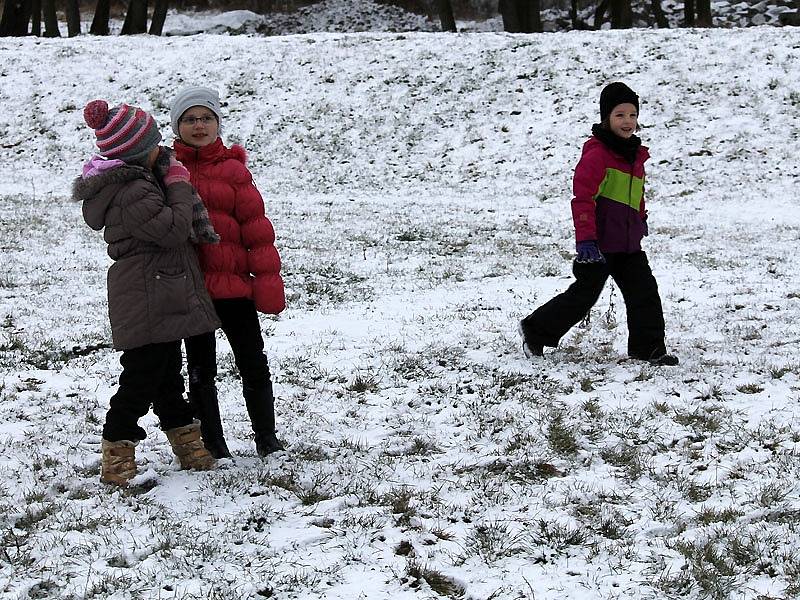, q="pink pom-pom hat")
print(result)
[83,99,162,165]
